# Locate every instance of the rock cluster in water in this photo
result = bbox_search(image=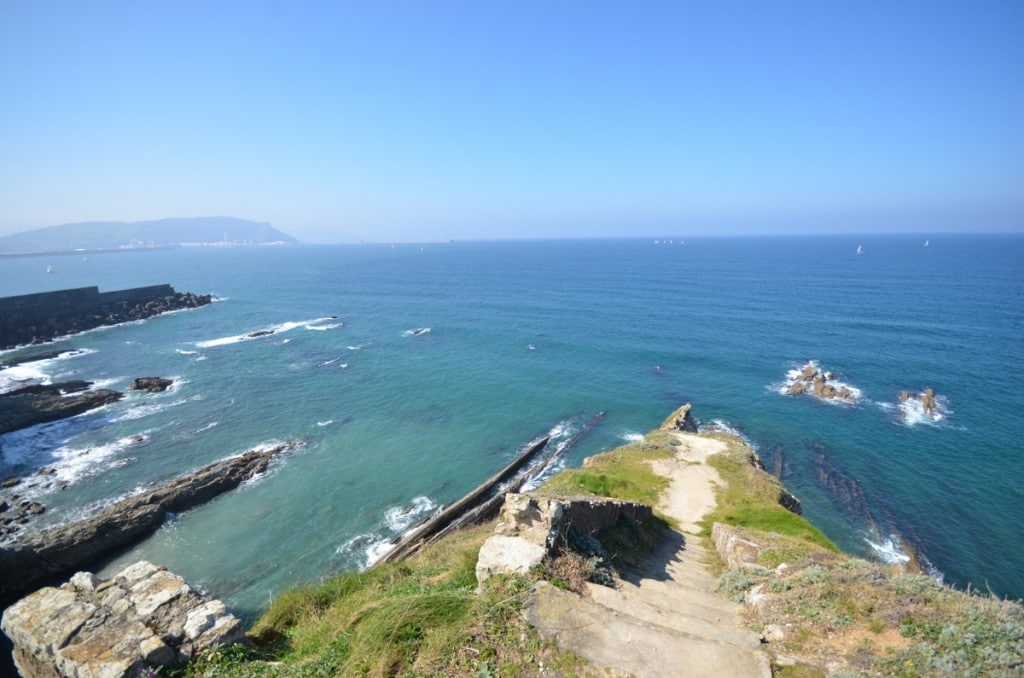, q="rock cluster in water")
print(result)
[1,560,247,678]
[899,388,940,420]
[783,362,859,404]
